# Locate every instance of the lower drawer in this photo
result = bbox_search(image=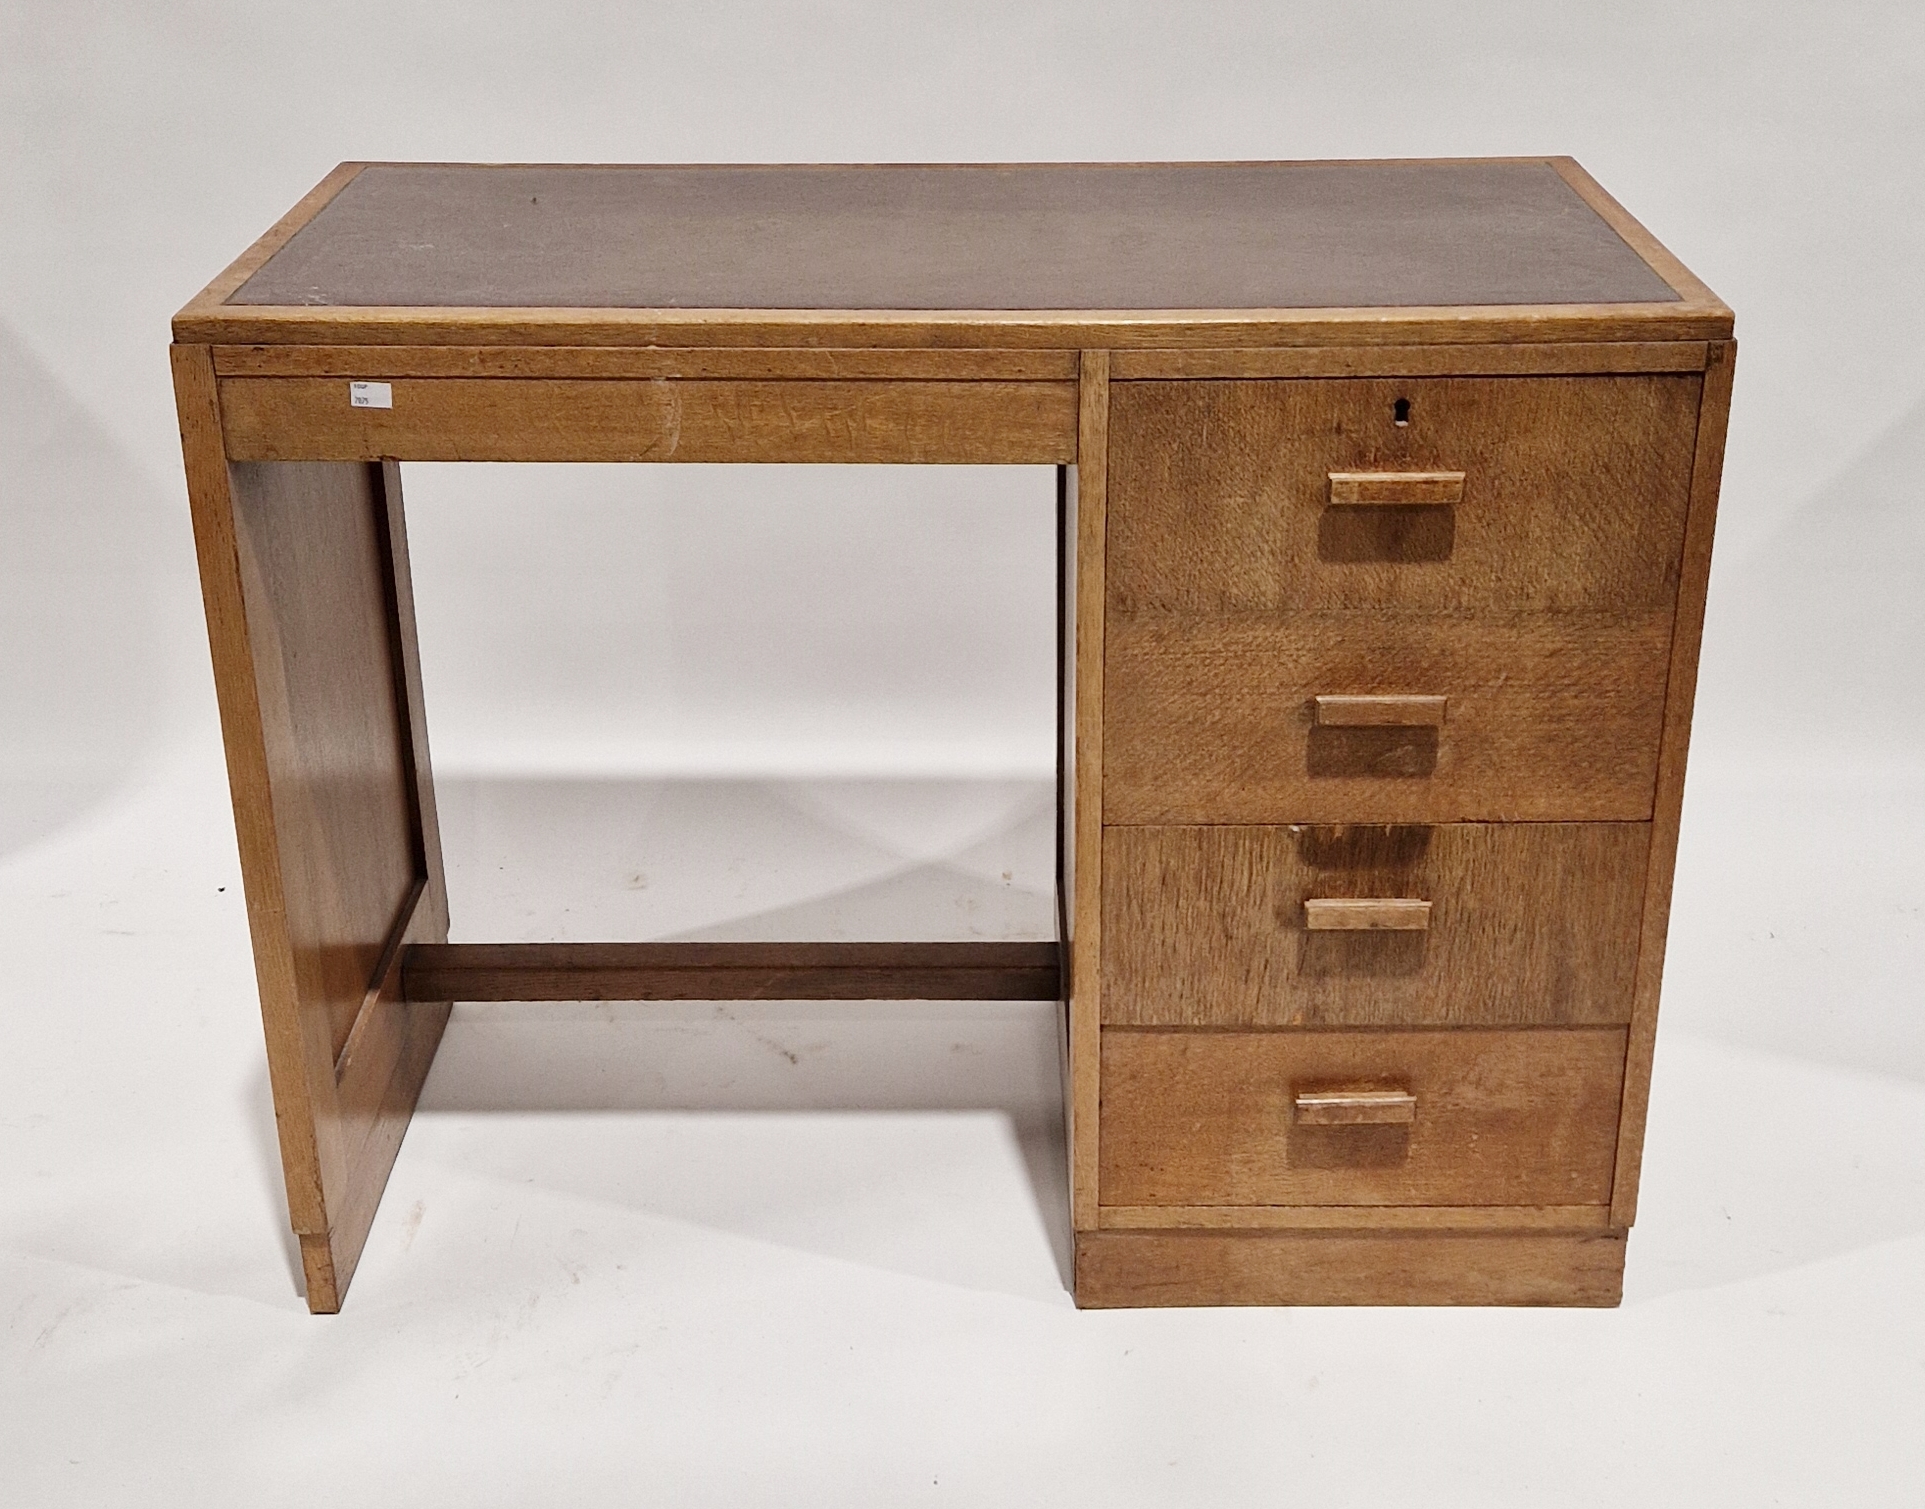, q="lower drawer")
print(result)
[1100,1027,1625,1208]
[1102,821,1649,1027]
